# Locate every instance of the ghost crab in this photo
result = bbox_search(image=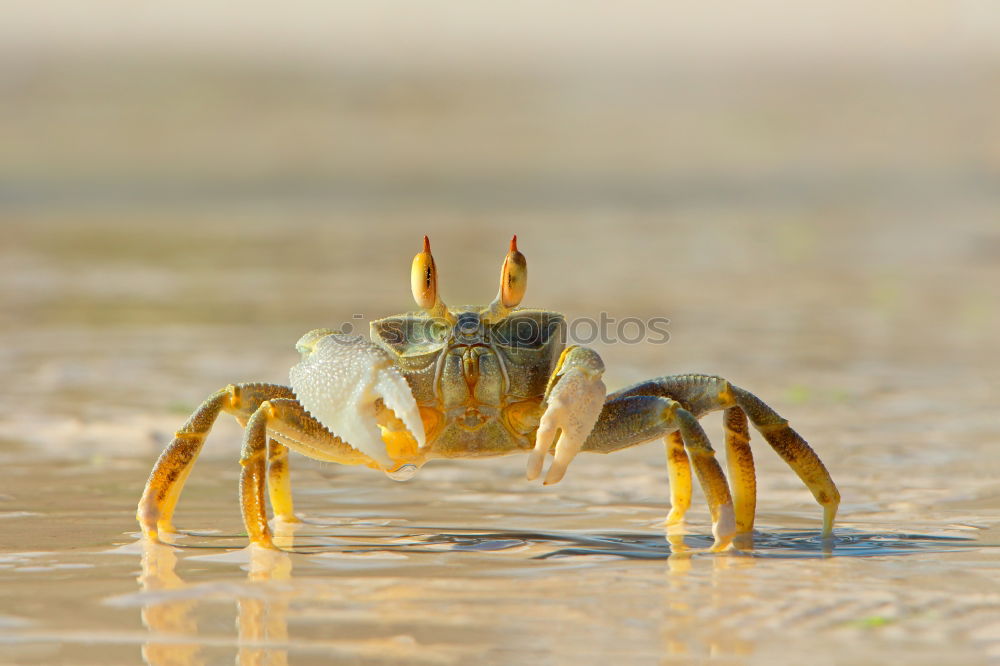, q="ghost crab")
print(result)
[138,236,839,551]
